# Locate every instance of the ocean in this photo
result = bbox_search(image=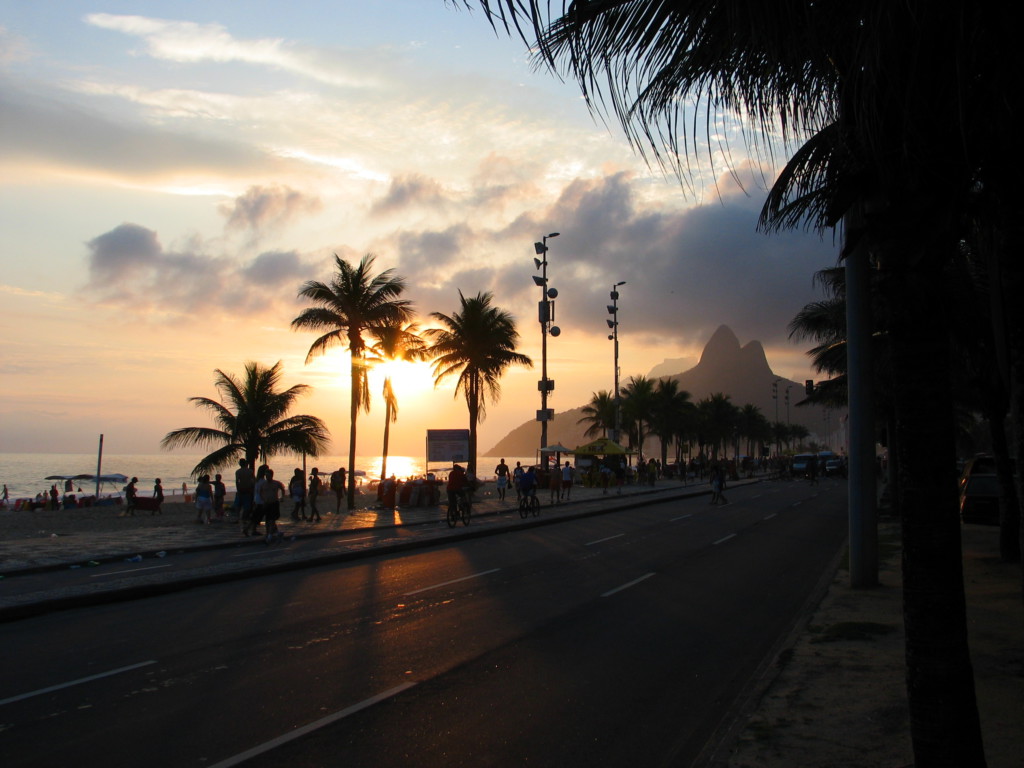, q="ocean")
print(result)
[0,452,538,501]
